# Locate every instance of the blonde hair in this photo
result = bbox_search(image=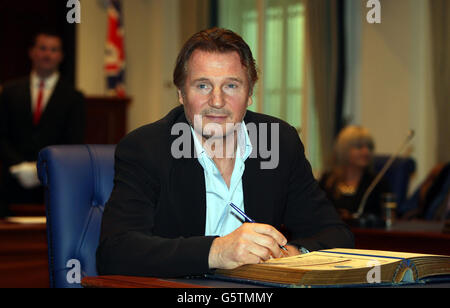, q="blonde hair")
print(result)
[333,126,374,167]
[324,126,375,197]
